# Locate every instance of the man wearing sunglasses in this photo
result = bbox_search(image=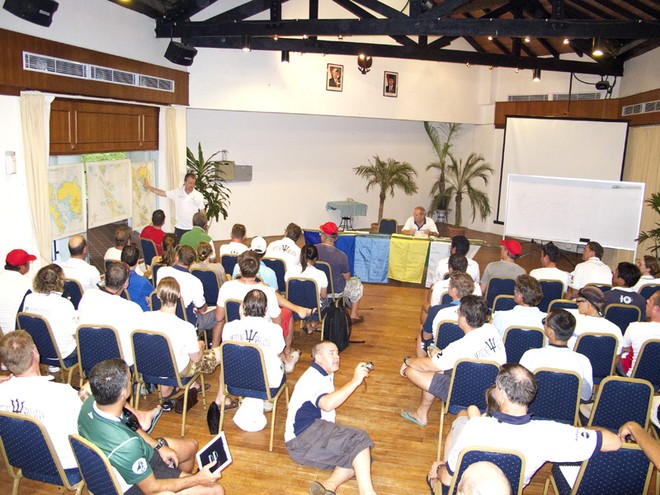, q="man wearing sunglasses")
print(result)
[566,286,623,355]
